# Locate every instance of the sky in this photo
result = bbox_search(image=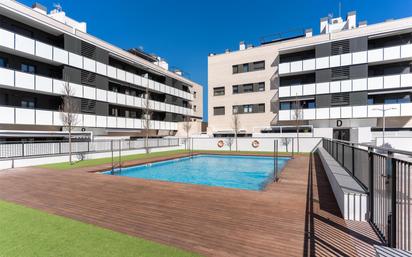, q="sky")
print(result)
[20,0,412,121]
